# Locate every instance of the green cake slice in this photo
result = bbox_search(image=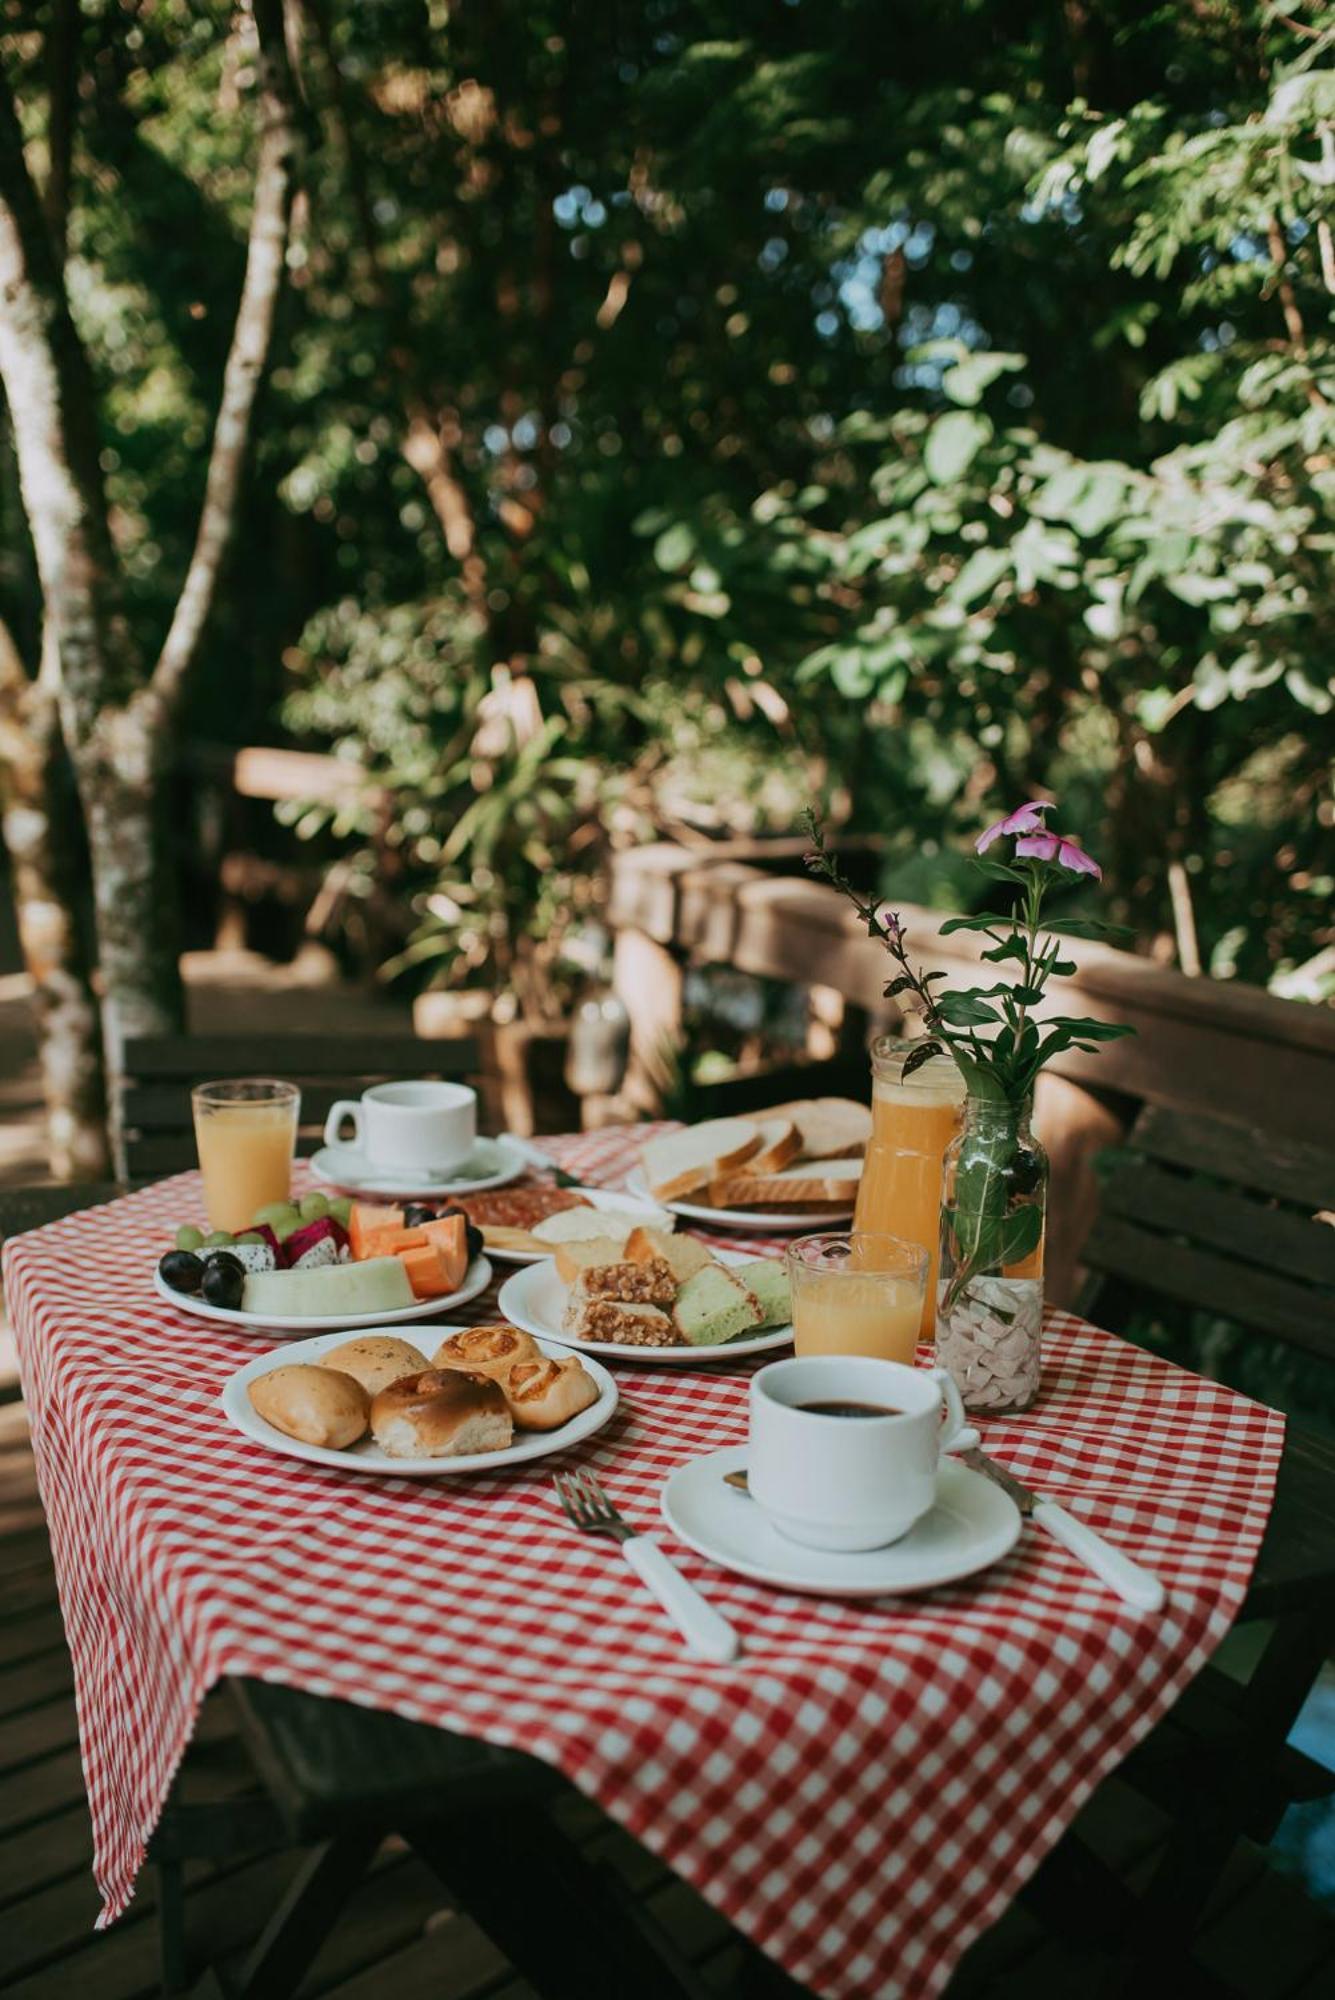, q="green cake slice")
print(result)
[731,1259,791,1328]
[672,1264,765,1347]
